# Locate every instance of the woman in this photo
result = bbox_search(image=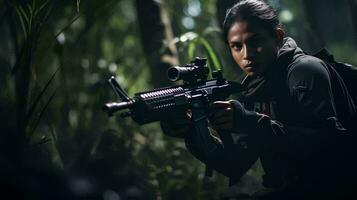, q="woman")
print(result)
[162,0,356,199]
